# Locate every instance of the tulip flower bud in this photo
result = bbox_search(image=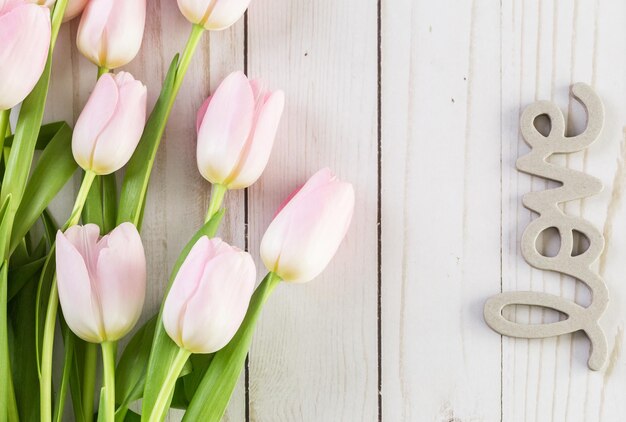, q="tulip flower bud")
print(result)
[197,71,284,189]
[77,0,146,69]
[163,237,256,354]
[177,0,251,31]
[0,1,51,110]
[260,168,355,283]
[72,72,147,175]
[56,223,146,343]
